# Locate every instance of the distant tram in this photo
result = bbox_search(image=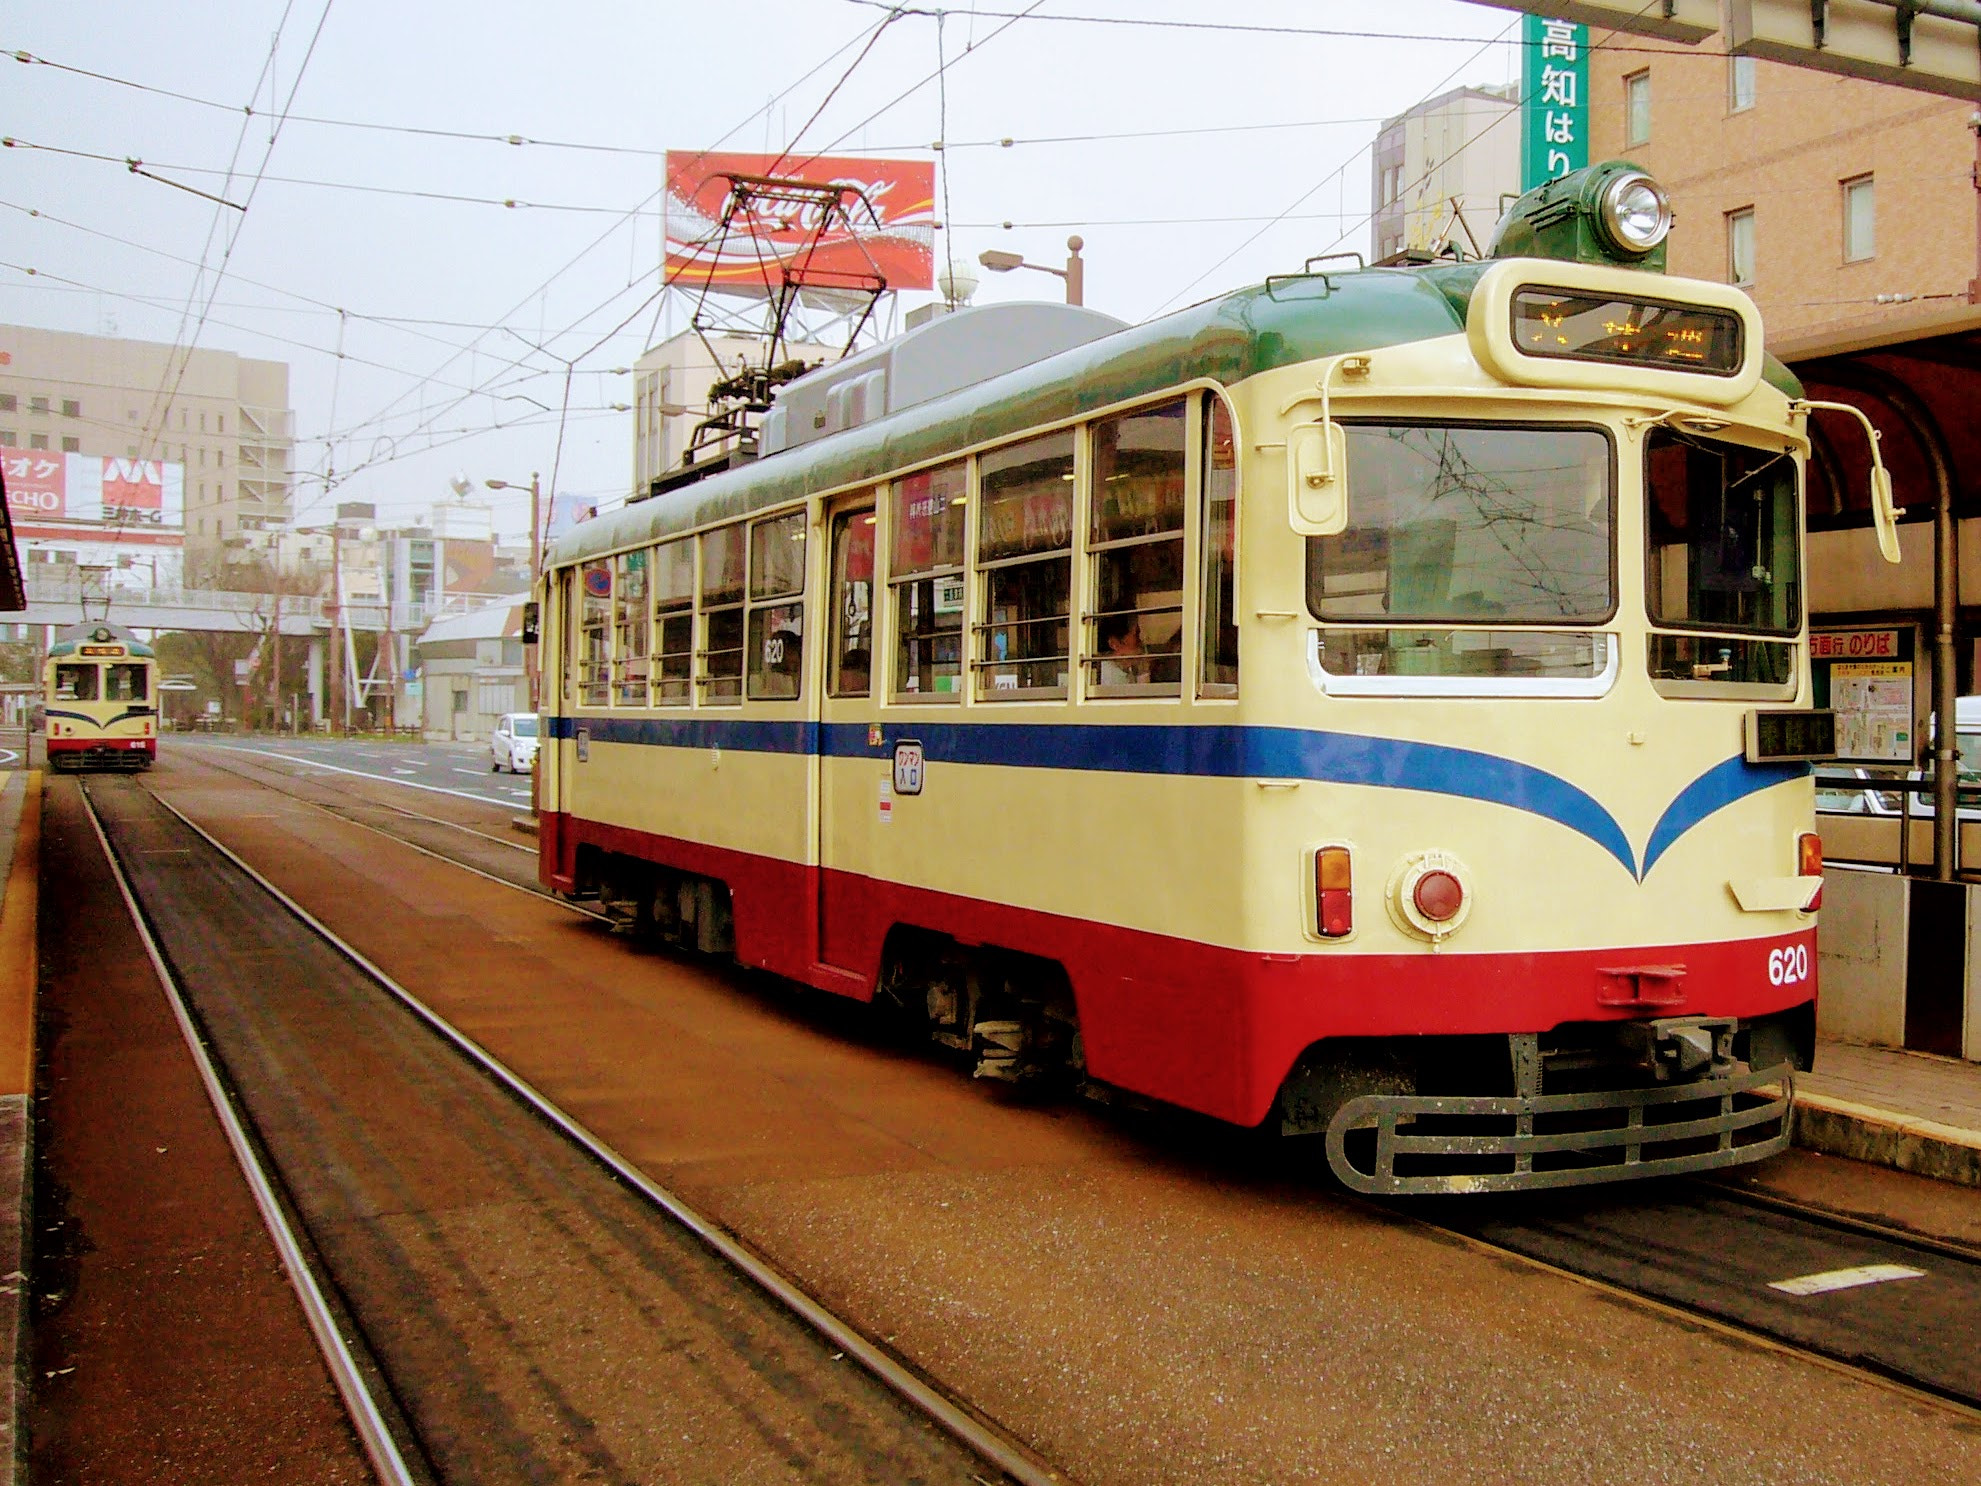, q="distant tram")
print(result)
[43,623,159,772]
[537,163,1899,1193]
